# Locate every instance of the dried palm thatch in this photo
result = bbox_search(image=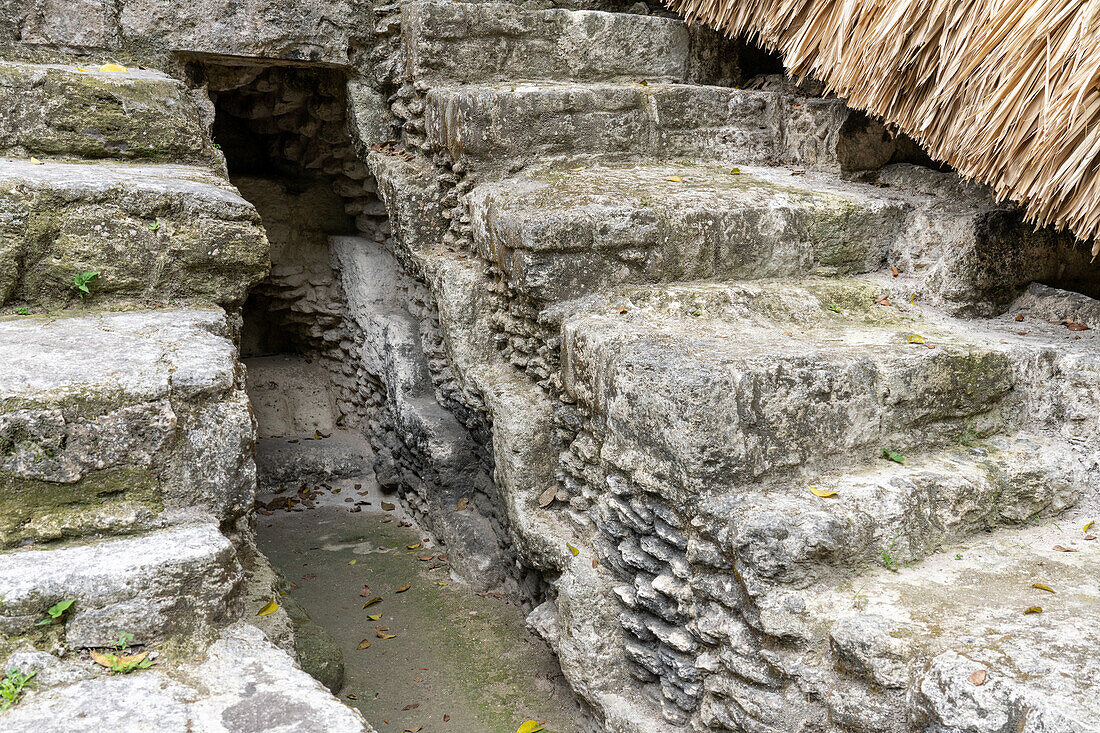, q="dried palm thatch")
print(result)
[667,0,1100,254]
